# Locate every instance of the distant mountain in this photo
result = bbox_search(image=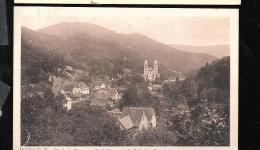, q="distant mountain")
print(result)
[21,22,217,78]
[169,44,229,58]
